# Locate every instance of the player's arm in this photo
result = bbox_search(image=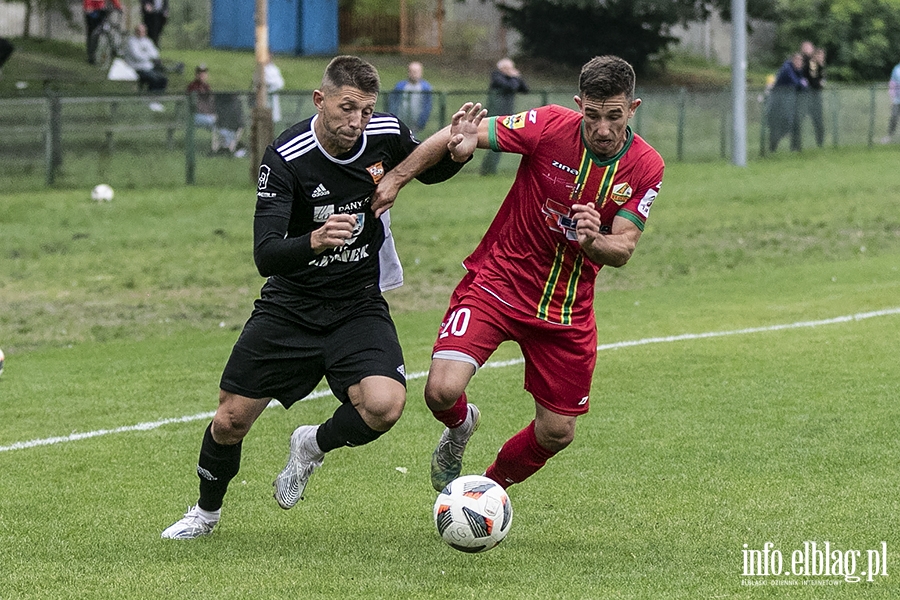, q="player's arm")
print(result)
[571,203,643,267]
[253,150,359,276]
[371,102,487,218]
[254,213,359,275]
